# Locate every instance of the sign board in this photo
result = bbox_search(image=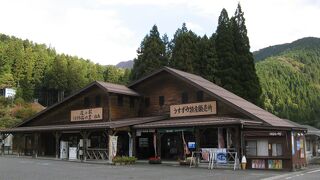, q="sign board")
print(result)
[4,88,16,98]
[216,148,227,164]
[188,142,196,149]
[158,128,193,133]
[70,108,103,122]
[244,131,284,137]
[170,101,216,117]
[69,147,77,160]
